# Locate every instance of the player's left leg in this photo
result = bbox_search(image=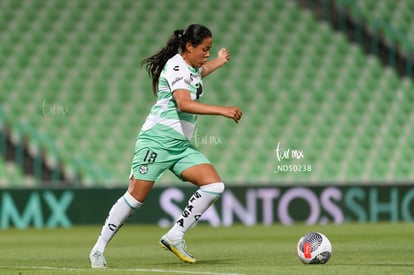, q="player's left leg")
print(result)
[160,163,224,263]
[167,163,224,239]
